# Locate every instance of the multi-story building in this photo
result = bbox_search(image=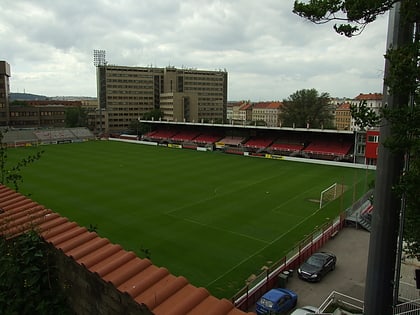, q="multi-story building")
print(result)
[335,102,352,130]
[96,65,227,133]
[230,101,248,124]
[8,100,84,128]
[0,61,11,126]
[350,93,383,131]
[252,102,282,127]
